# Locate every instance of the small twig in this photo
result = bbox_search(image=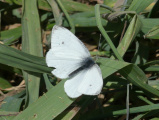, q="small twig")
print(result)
[119,21,127,43]
[0,41,4,44]
[0,90,4,96]
[1,80,25,91]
